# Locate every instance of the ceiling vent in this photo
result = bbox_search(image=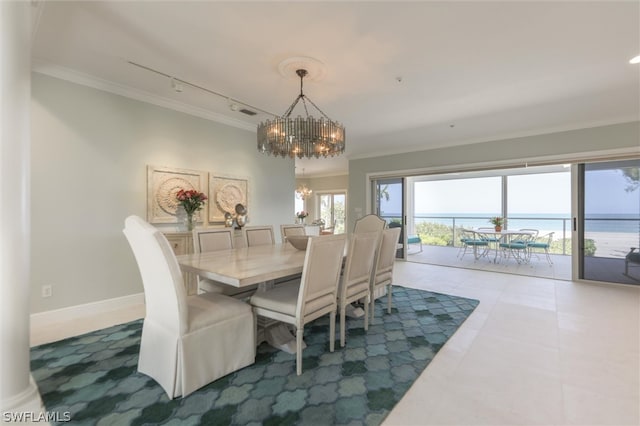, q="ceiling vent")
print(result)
[239,108,257,116]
